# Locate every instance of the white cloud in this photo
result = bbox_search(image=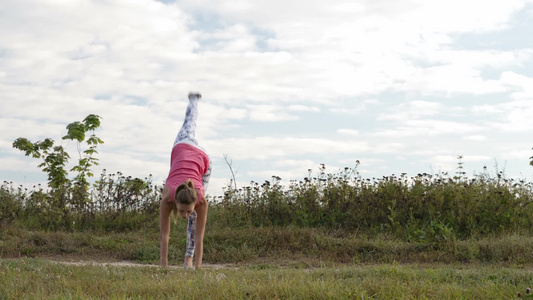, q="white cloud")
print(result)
[424,154,493,175]
[1,0,533,197]
[501,71,533,94]
[471,98,533,132]
[0,156,41,173]
[198,23,258,52]
[288,105,320,112]
[378,101,444,121]
[463,135,488,141]
[463,155,493,163]
[177,0,530,98]
[247,170,304,182]
[400,0,526,34]
[501,149,532,161]
[272,159,318,168]
[206,136,370,160]
[247,104,299,122]
[375,120,484,138]
[337,129,360,136]
[399,64,506,95]
[330,99,379,115]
